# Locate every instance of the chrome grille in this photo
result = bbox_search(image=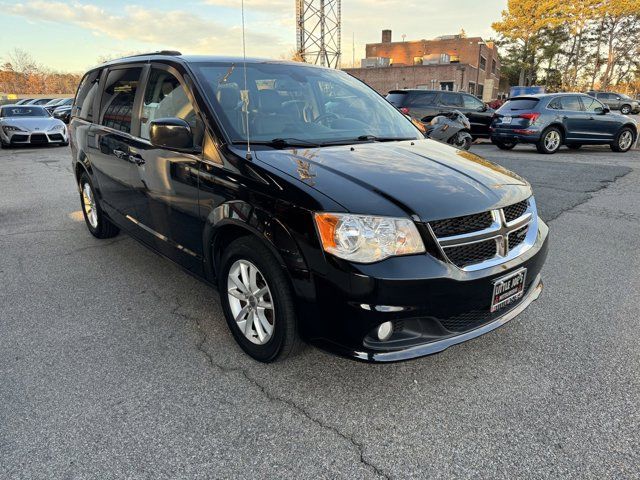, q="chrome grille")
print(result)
[504,199,529,222]
[445,239,498,268]
[428,197,537,271]
[430,211,493,237]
